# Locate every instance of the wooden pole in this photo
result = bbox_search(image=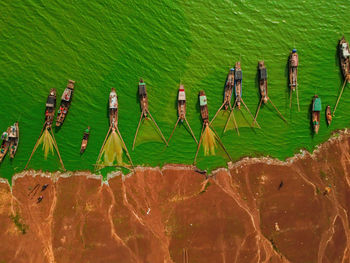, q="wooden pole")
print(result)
[194,124,205,165]
[289,88,293,108]
[241,98,261,129]
[333,80,347,116]
[269,98,287,123]
[132,111,144,150]
[210,125,233,162]
[209,102,225,126]
[224,100,238,133]
[50,129,65,171]
[184,117,198,144]
[25,124,45,170]
[168,117,180,144]
[253,98,263,125]
[296,85,300,112]
[116,127,134,167]
[96,126,112,164]
[147,110,168,146]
